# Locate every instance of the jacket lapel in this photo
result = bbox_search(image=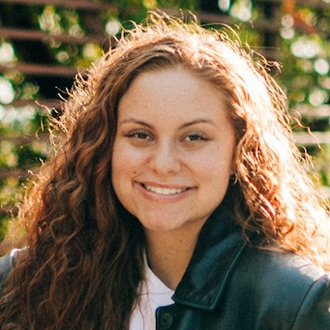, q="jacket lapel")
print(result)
[173,203,247,310]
